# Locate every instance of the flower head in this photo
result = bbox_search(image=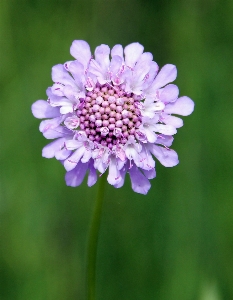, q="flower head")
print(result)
[31,40,194,194]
